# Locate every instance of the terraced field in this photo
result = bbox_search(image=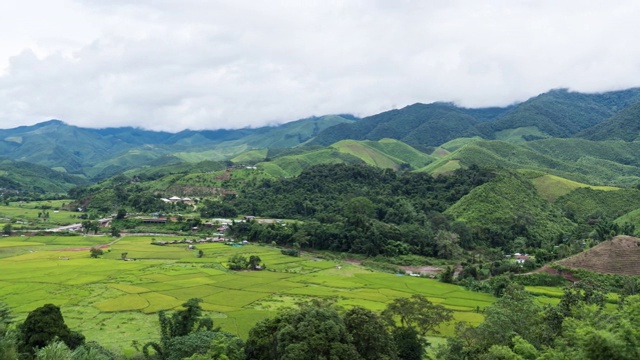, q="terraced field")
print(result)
[0,234,493,354]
